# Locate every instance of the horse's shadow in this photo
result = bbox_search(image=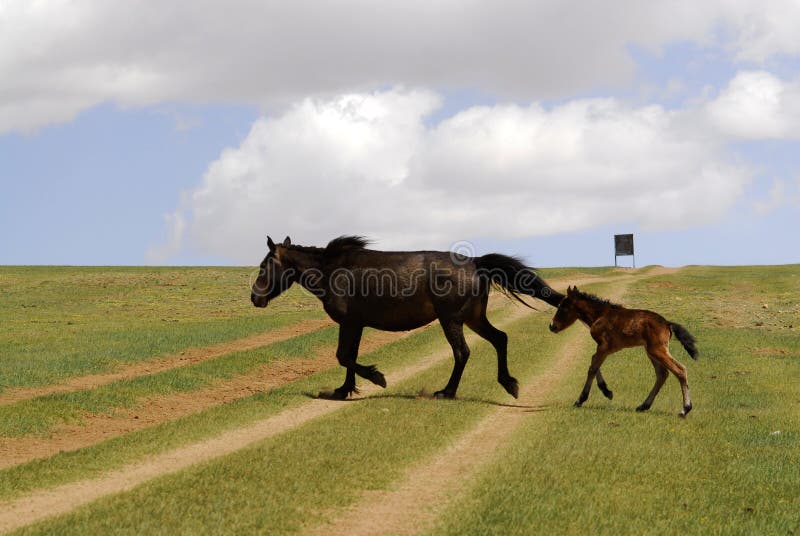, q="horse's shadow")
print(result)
[301,390,550,411]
